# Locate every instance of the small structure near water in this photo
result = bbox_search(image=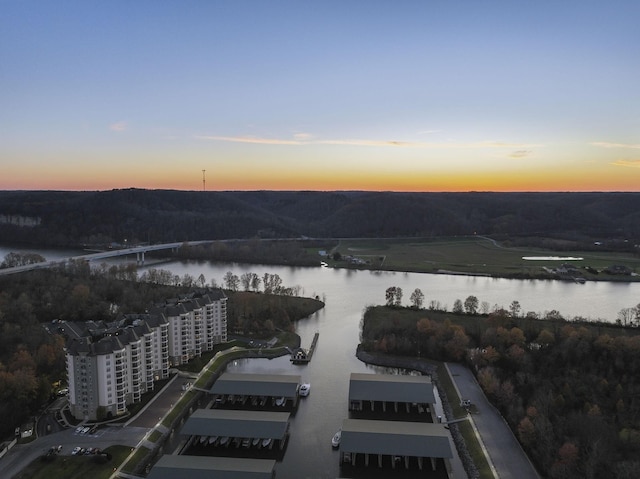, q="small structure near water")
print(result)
[290,332,319,364]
